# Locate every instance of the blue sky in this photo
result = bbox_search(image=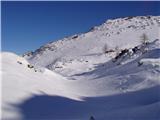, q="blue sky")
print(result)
[1,1,160,54]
